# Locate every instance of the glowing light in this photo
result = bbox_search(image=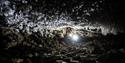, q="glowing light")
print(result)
[69,33,73,37]
[68,33,79,41]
